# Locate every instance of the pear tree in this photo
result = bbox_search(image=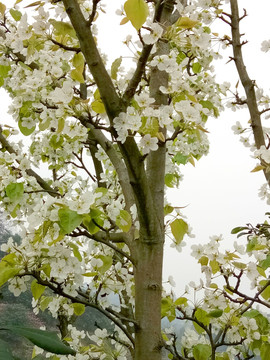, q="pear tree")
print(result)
[0,0,269,359]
